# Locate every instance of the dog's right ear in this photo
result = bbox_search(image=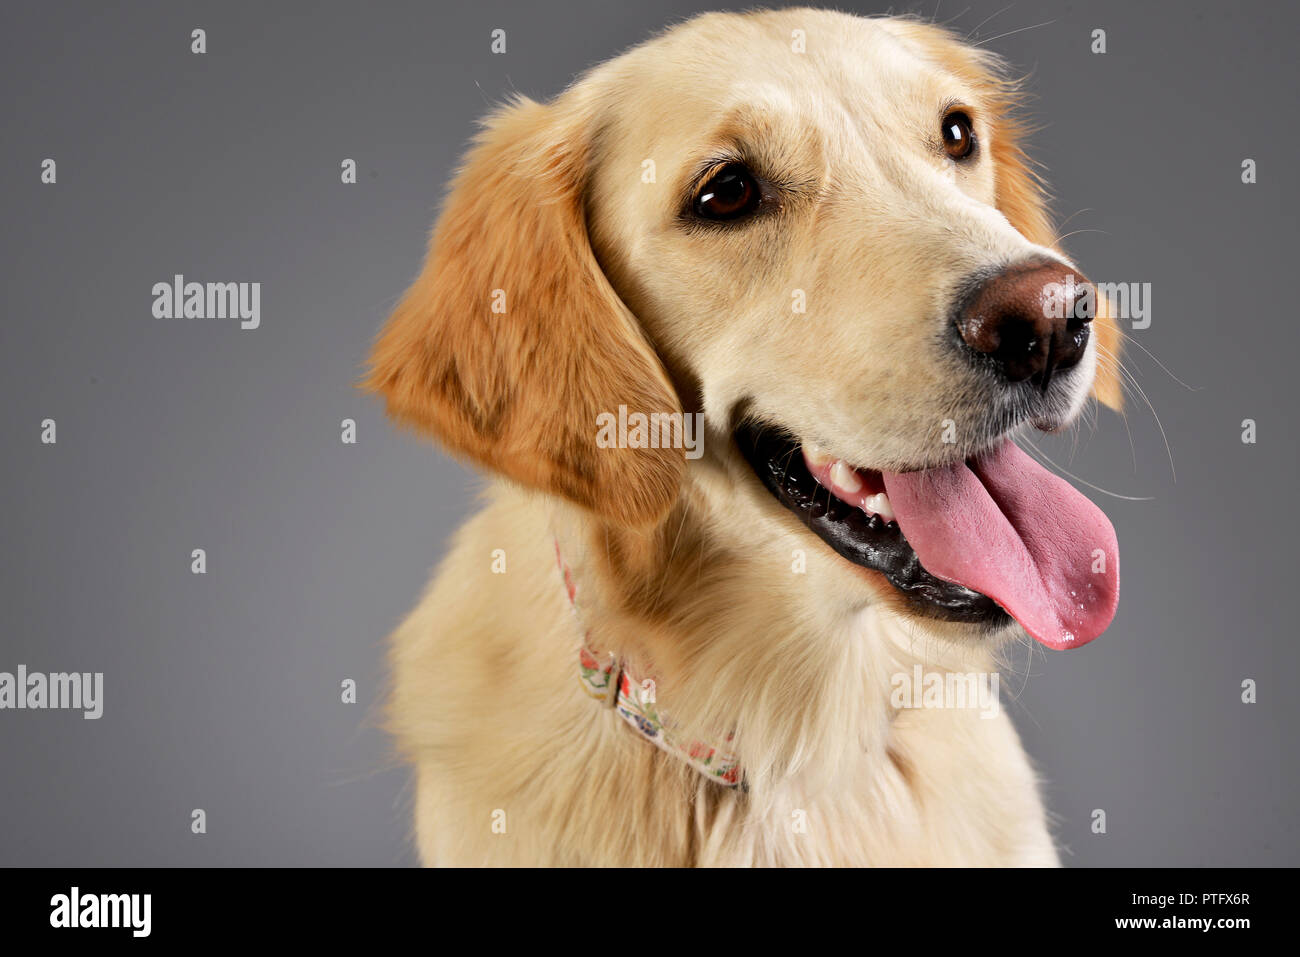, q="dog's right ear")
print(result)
[364,96,685,526]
